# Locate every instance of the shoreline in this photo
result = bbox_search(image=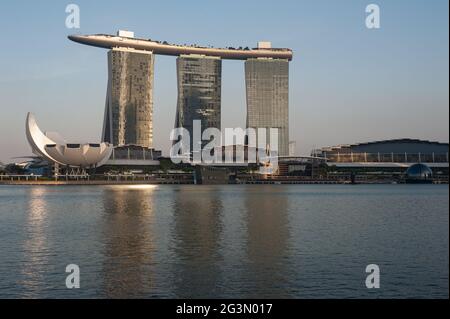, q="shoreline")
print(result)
[0,180,447,186]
